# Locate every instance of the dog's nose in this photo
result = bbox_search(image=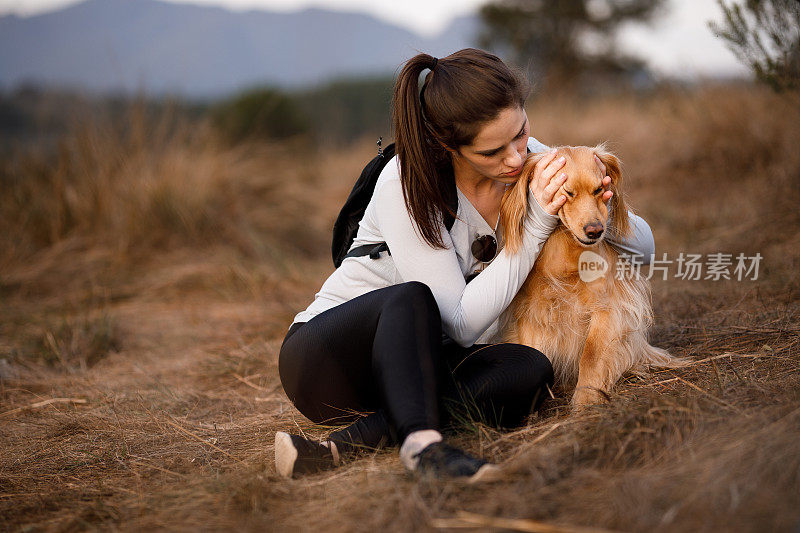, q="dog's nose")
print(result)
[584,222,604,240]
